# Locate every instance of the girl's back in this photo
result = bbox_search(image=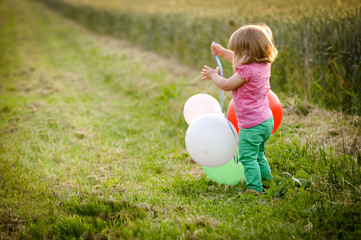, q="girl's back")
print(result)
[232,62,272,129]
